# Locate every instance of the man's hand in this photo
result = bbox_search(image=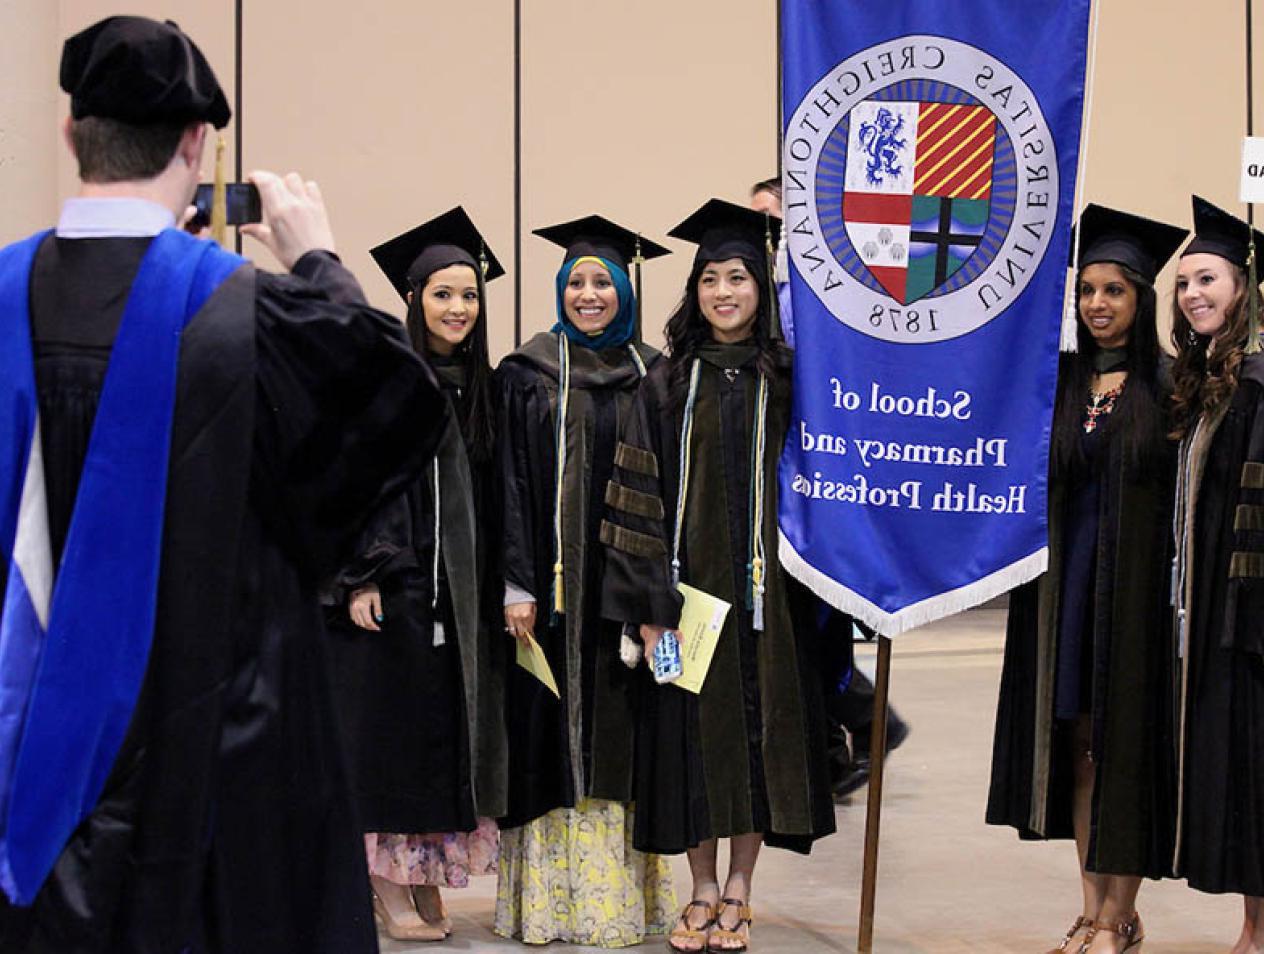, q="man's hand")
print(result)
[240,170,336,271]
[349,584,383,632]
[504,601,536,647]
